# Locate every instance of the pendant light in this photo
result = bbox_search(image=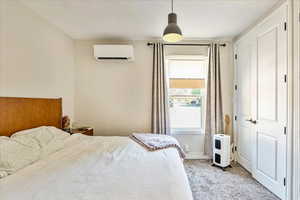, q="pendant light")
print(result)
[163,0,183,43]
